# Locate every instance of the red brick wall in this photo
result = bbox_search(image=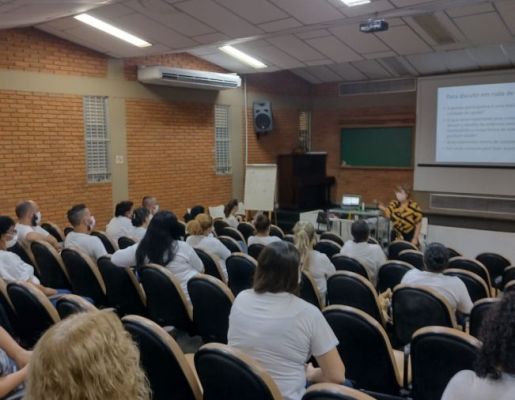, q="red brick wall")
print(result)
[125,99,232,217]
[0,28,108,77]
[0,90,112,228]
